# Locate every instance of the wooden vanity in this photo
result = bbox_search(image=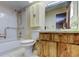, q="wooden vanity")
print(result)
[36,31,79,57]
